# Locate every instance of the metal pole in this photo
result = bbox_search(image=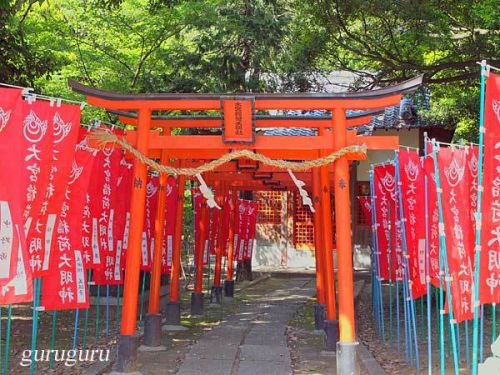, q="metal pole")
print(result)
[431,141,460,375]
[471,60,488,375]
